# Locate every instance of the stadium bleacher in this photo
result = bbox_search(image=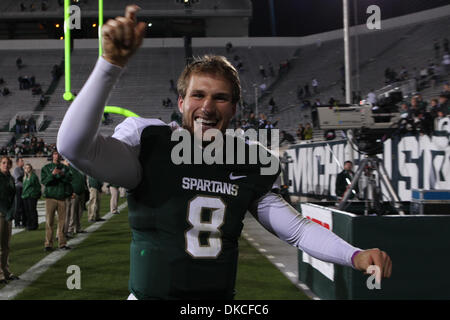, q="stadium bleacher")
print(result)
[0,11,448,148]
